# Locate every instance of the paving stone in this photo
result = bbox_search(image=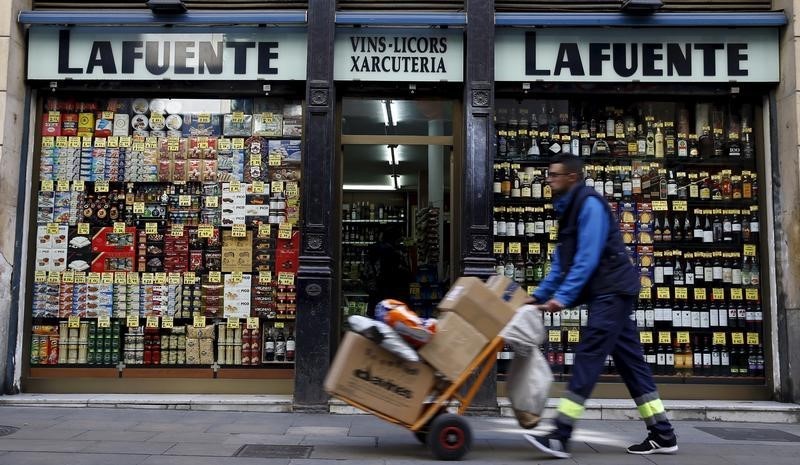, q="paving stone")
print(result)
[72,430,158,442]
[290,413,354,427]
[163,443,242,457]
[0,438,89,453]
[144,432,232,444]
[49,420,140,431]
[140,456,290,465]
[129,422,211,433]
[647,454,730,465]
[7,428,86,440]
[204,422,289,434]
[82,441,176,455]
[0,451,149,465]
[286,426,350,436]
[221,433,304,445]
